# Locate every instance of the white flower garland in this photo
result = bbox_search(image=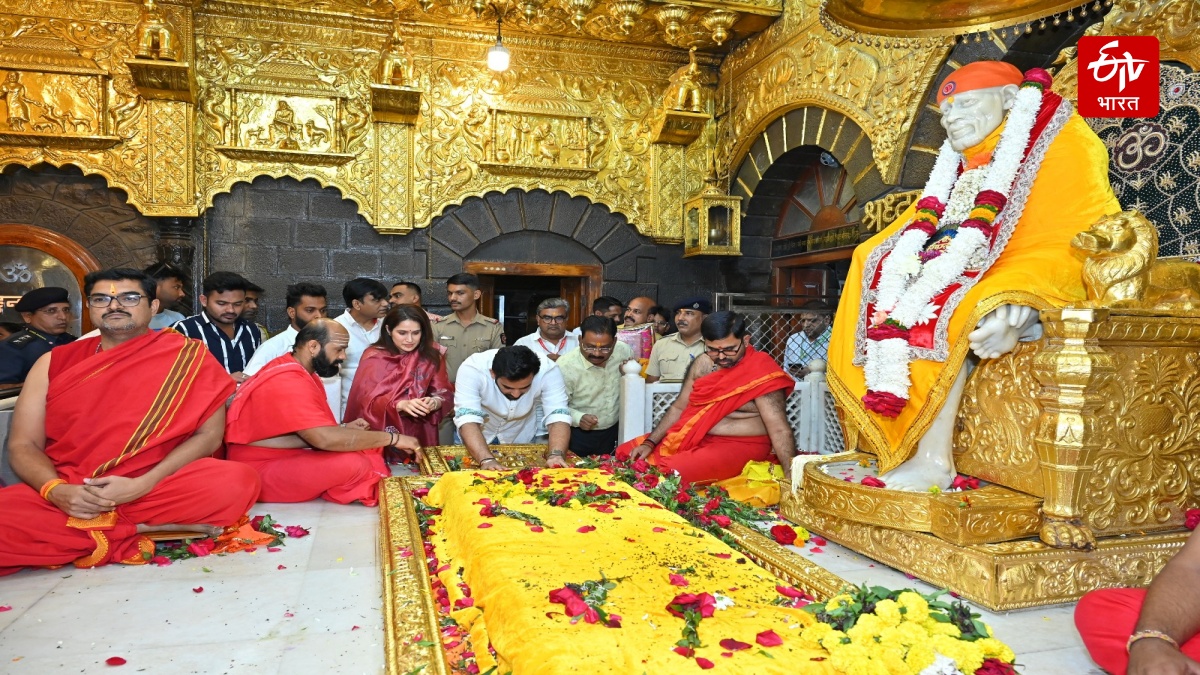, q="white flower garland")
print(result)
[862,82,1046,412]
